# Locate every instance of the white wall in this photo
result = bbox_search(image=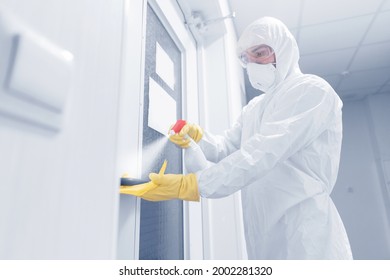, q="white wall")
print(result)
[0,0,123,259]
[332,93,390,259]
